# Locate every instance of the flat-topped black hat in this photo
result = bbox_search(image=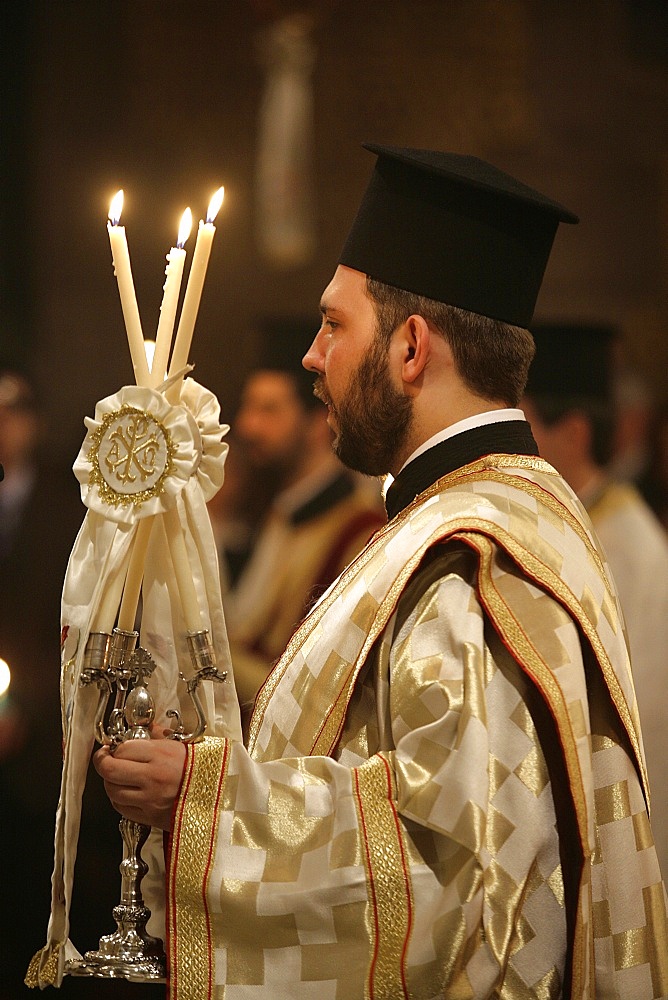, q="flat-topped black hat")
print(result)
[526,322,616,403]
[339,144,579,328]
